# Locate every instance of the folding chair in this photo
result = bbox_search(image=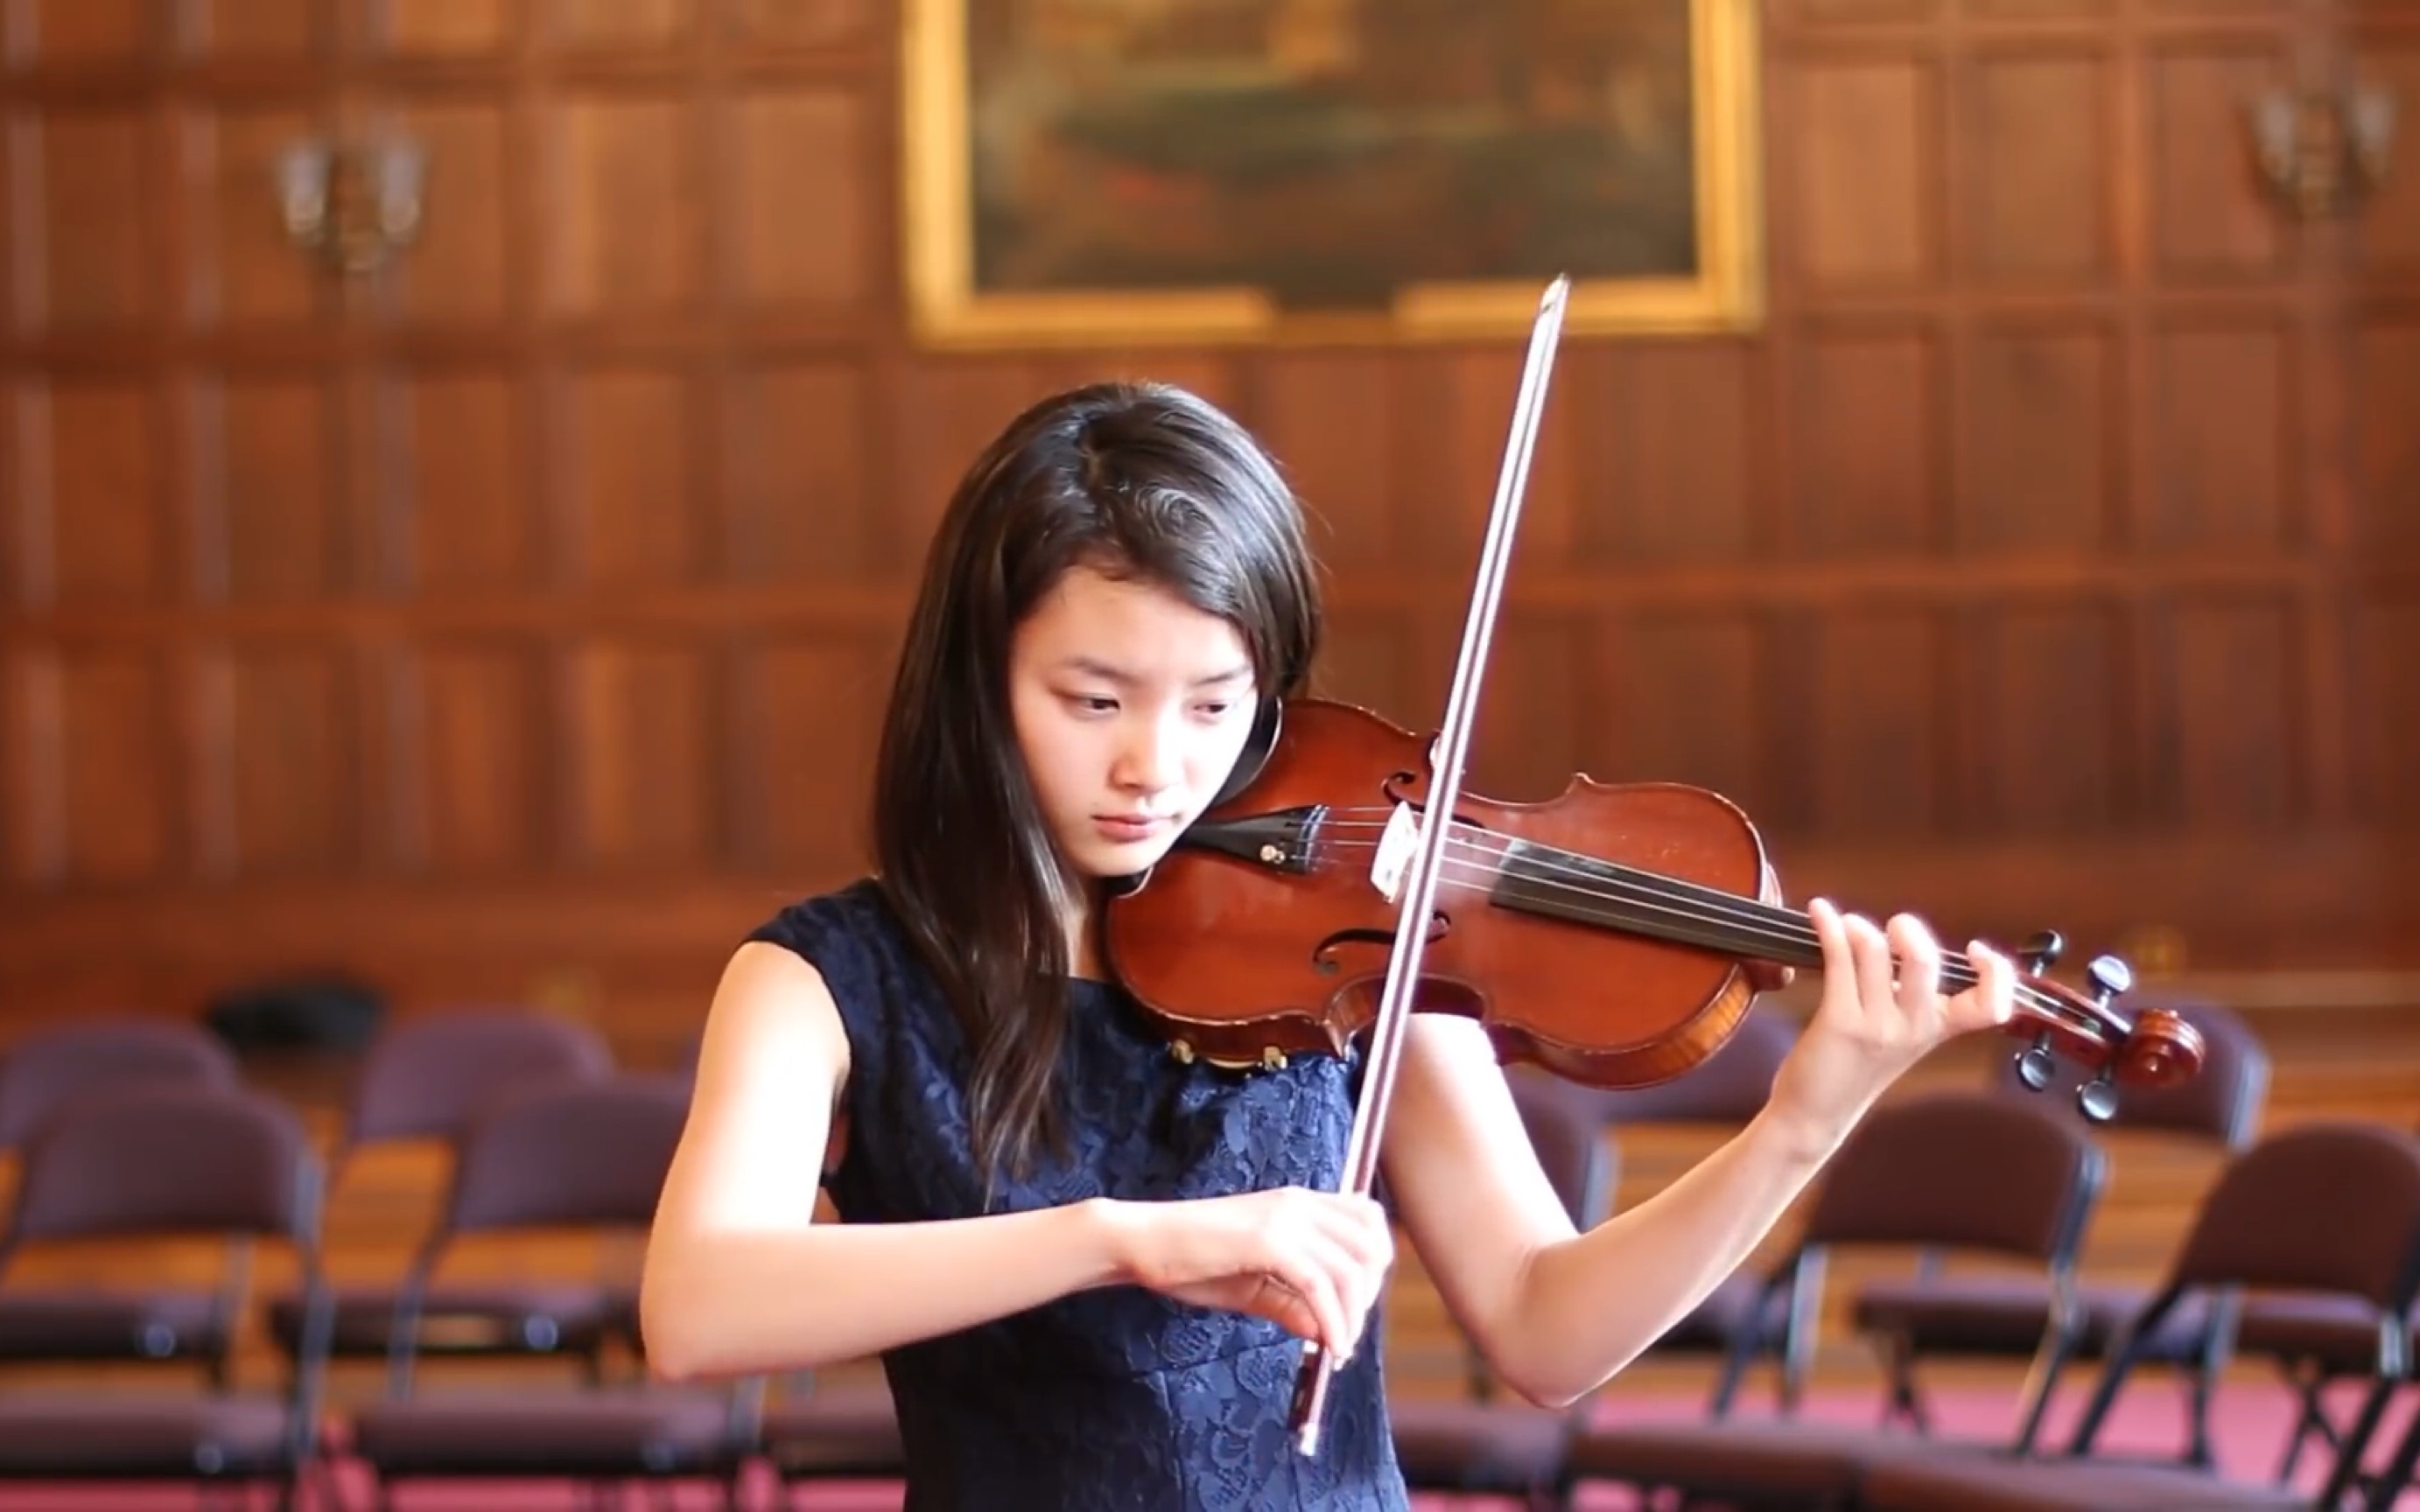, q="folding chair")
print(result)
[2231,1118,2420,1488]
[263,1005,627,1385]
[346,1072,761,1511]
[1563,1088,2107,1511]
[1855,1117,2420,1512]
[0,1014,243,1152]
[1385,1064,1621,1508]
[0,1081,333,1509]
[1848,995,2269,1466]
[0,1017,249,1387]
